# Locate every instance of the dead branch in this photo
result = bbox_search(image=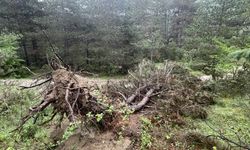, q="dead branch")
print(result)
[115,92,127,102]
[23,66,37,76]
[20,78,52,89]
[12,96,54,132]
[38,110,58,126]
[42,30,69,70]
[15,59,215,137]
[205,121,250,150]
